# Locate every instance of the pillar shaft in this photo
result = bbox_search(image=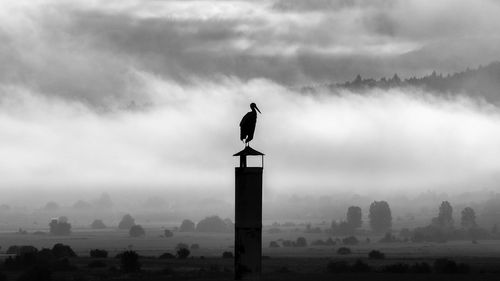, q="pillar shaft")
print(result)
[235,167,262,280]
